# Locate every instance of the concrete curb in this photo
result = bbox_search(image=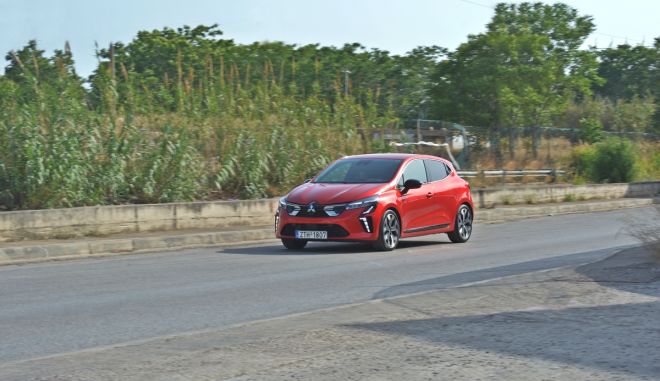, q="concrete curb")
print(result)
[0,198,654,266]
[0,228,275,266]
